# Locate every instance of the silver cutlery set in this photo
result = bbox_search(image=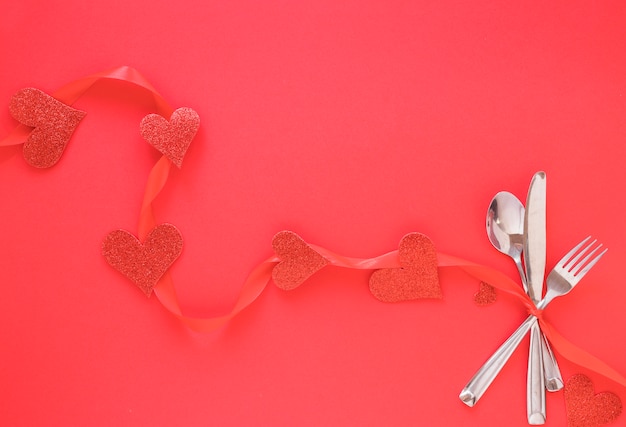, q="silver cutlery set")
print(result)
[459,171,607,424]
